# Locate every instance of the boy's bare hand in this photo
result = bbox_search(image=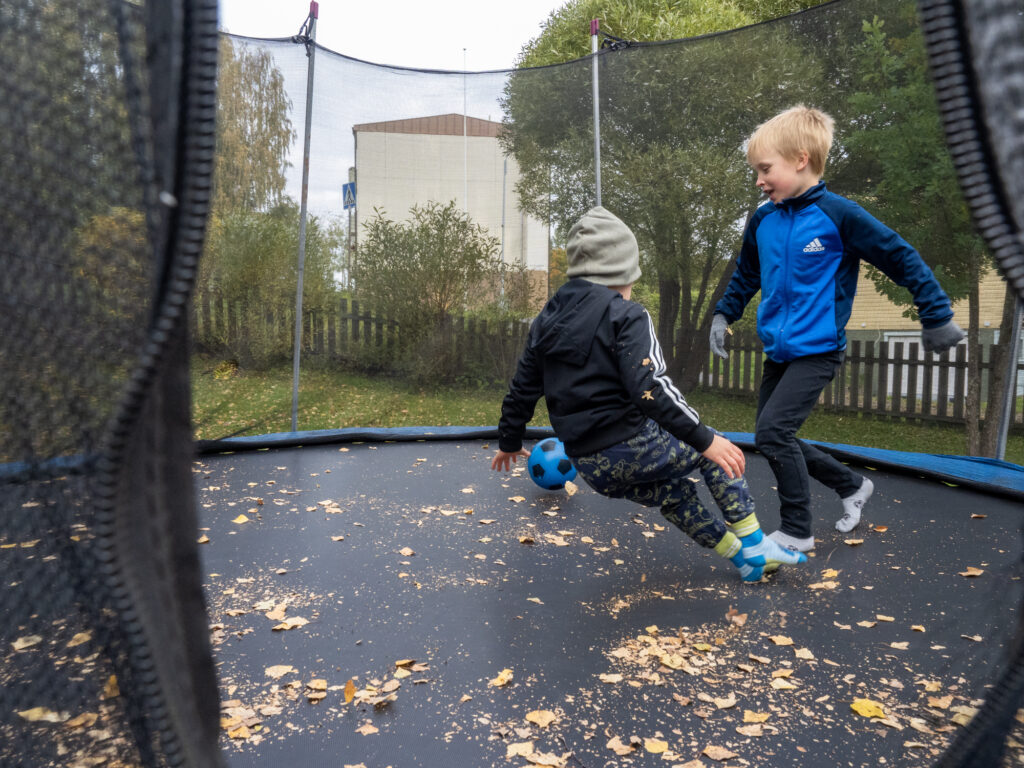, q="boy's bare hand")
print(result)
[491,448,531,472]
[702,434,746,478]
